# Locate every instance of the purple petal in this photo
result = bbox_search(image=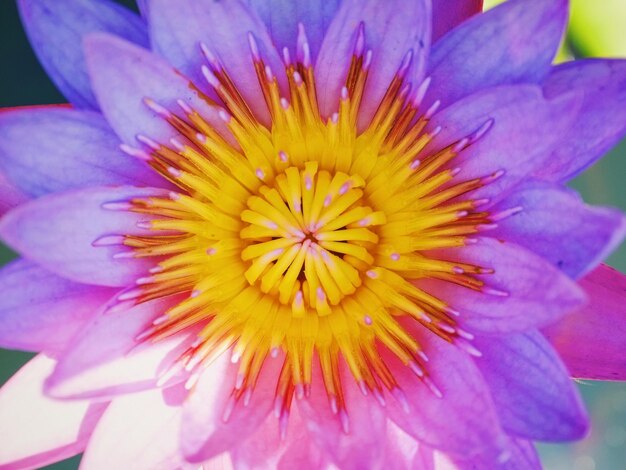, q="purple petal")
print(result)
[181,351,281,462]
[385,326,508,457]
[0,185,165,287]
[83,33,230,146]
[18,0,148,109]
[0,259,115,353]
[425,85,581,204]
[316,0,431,128]
[45,296,195,399]
[491,180,626,279]
[427,0,567,108]
[536,59,626,182]
[81,388,186,469]
[544,264,626,380]
[451,438,541,470]
[0,355,107,469]
[417,237,587,334]
[147,0,286,125]
[245,0,341,61]
[0,107,168,197]
[474,331,588,441]
[297,363,387,470]
[431,0,483,42]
